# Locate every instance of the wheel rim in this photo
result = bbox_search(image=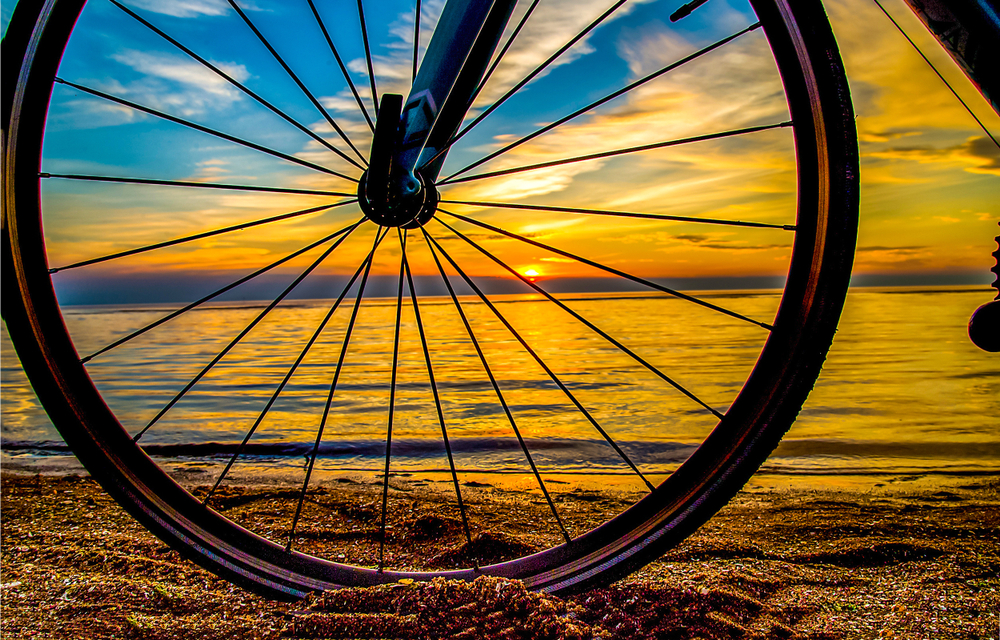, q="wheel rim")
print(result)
[3,0,858,596]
